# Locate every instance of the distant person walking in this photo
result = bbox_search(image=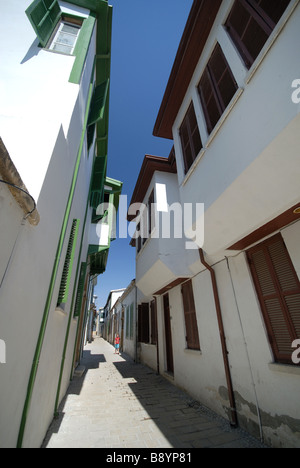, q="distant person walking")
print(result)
[114,333,120,354]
